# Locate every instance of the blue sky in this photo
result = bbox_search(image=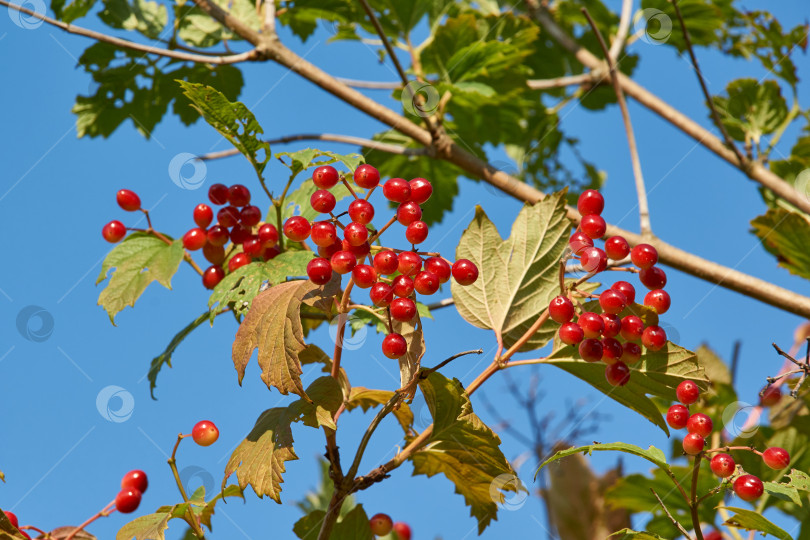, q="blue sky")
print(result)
[1,1,809,538]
